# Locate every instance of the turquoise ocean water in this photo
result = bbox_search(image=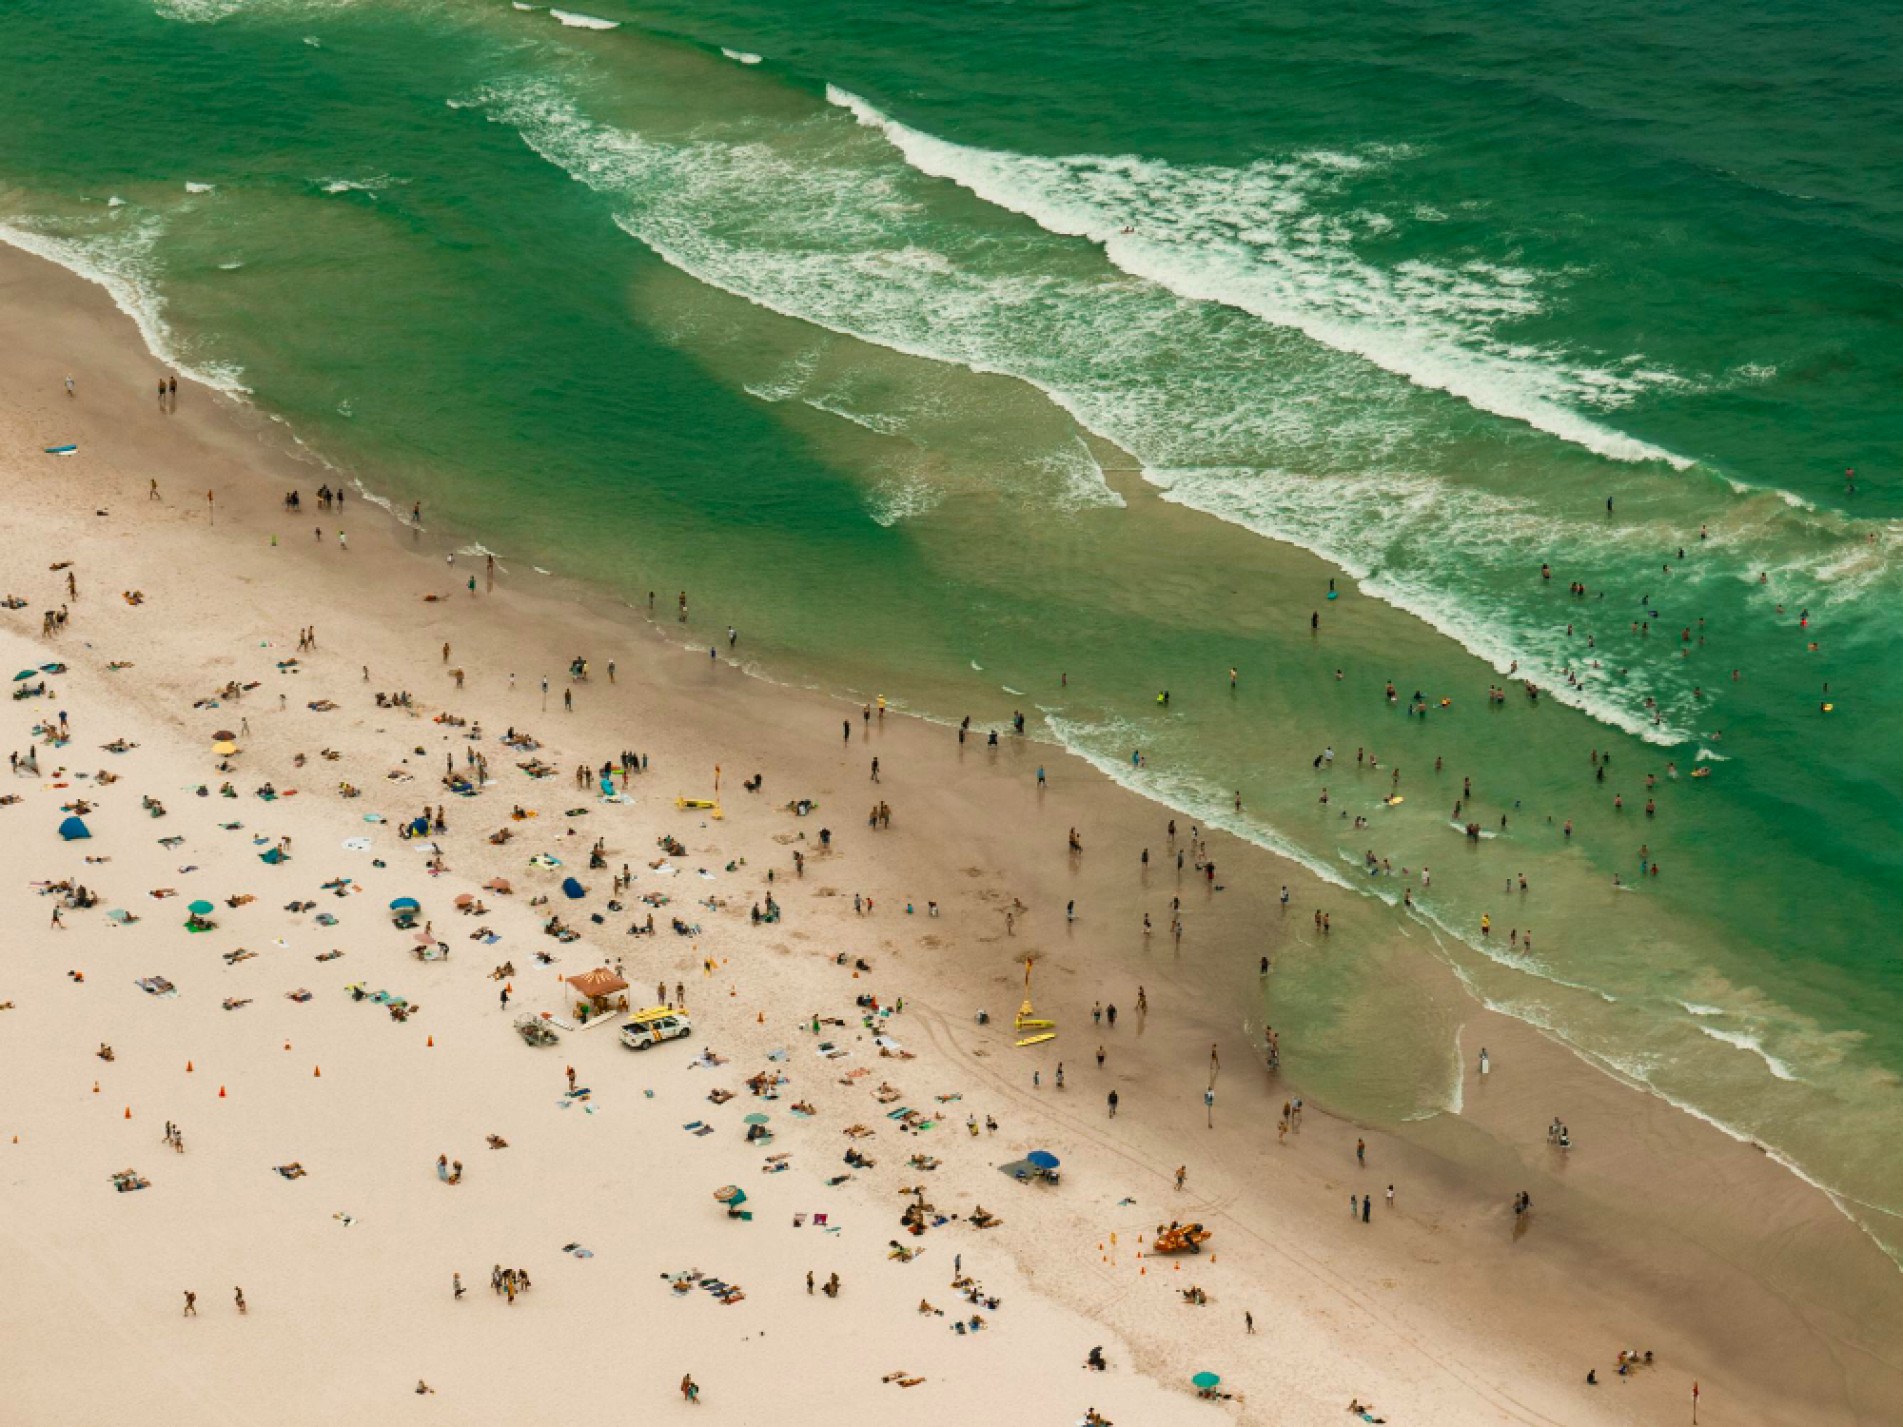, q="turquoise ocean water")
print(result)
[5,0,1899,1252]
